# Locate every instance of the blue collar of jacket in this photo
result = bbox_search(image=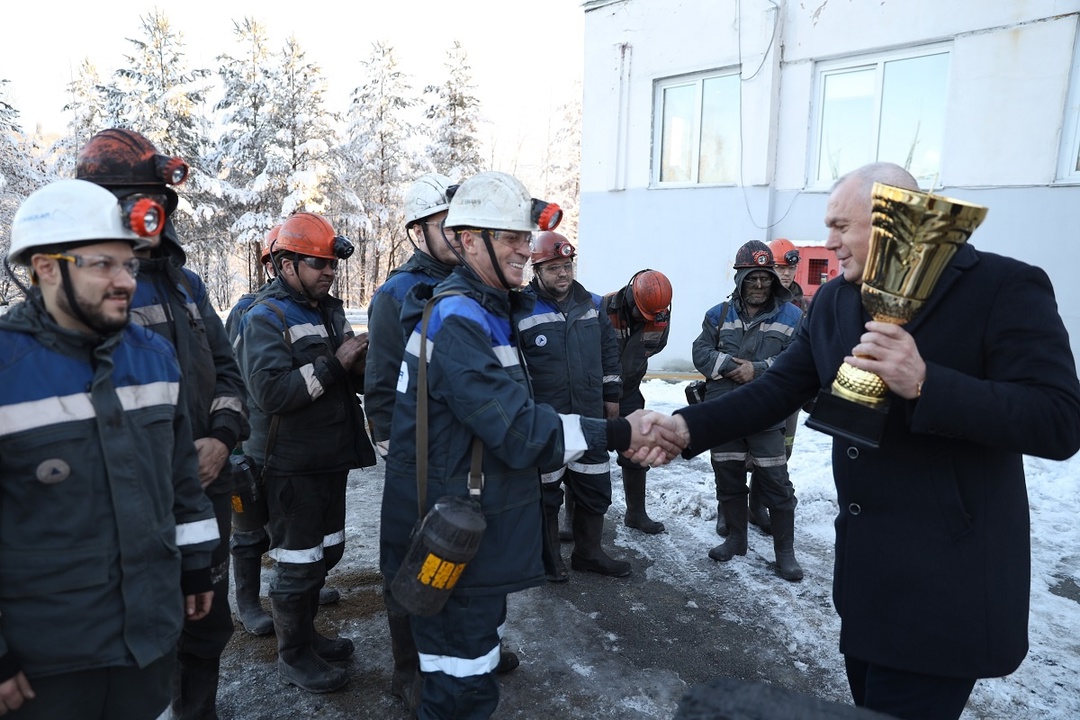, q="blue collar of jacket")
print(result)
[389,249,454,284]
[528,277,592,308]
[446,266,535,319]
[263,276,344,314]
